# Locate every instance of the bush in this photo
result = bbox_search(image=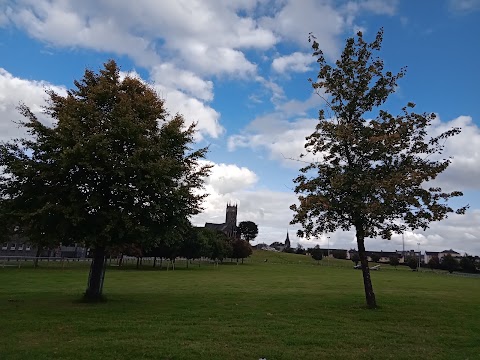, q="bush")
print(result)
[428,256,440,270]
[295,245,306,255]
[389,255,399,268]
[370,253,380,263]
[460,256,476,273]
[441,254,458,273]
[406,256,418,270]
